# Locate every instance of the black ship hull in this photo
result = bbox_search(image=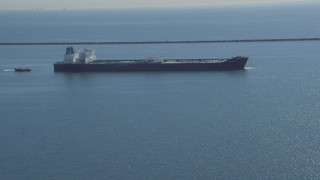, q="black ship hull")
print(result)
[54,57,248,72]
